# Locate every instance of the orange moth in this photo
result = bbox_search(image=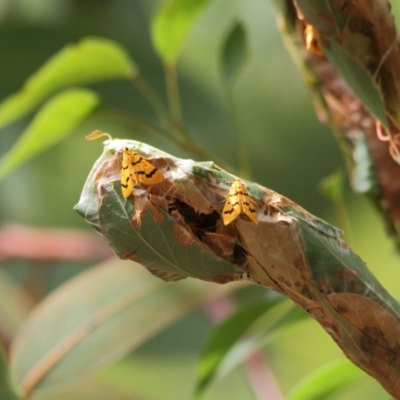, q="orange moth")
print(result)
[85,130,163,198]
[222,179,258,225]
[304,24,323,55]
[120,147,163,198]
